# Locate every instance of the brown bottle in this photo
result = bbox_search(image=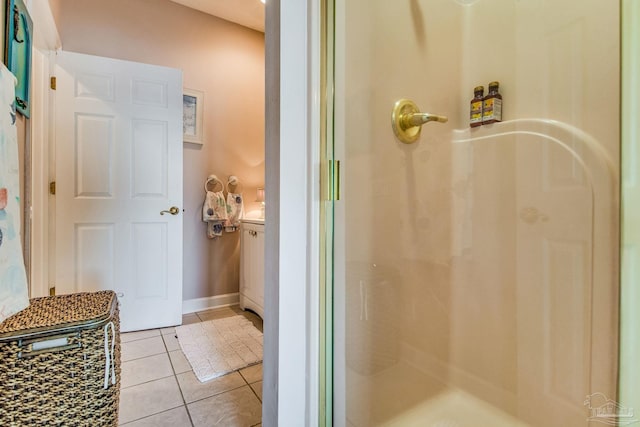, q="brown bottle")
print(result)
[470,86,484,128]
[482,81,502,125]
